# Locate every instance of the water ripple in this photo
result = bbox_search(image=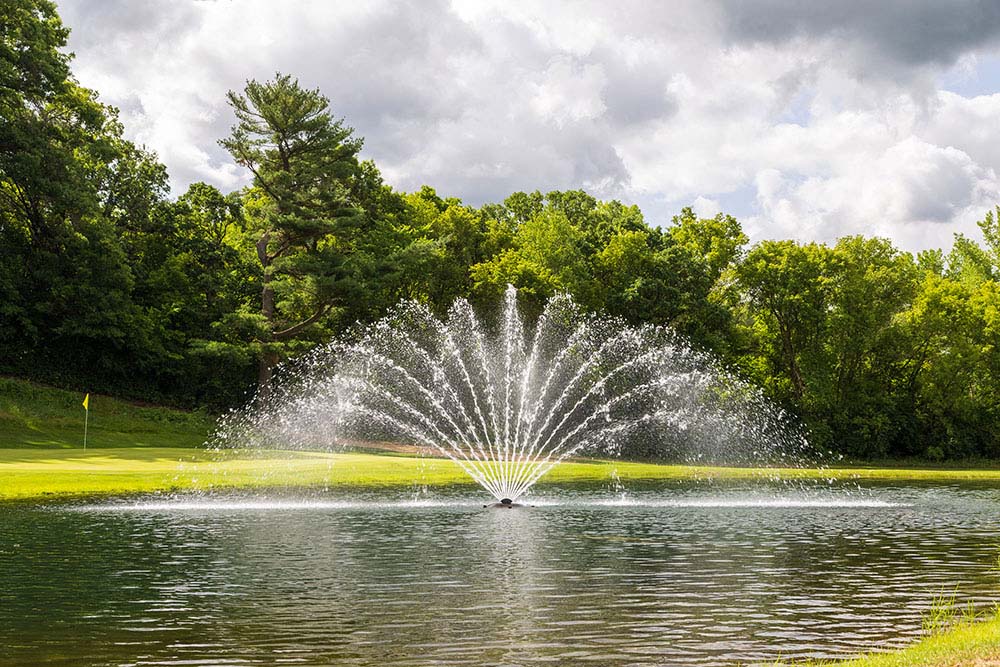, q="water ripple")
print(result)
[3,482,1000,666]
